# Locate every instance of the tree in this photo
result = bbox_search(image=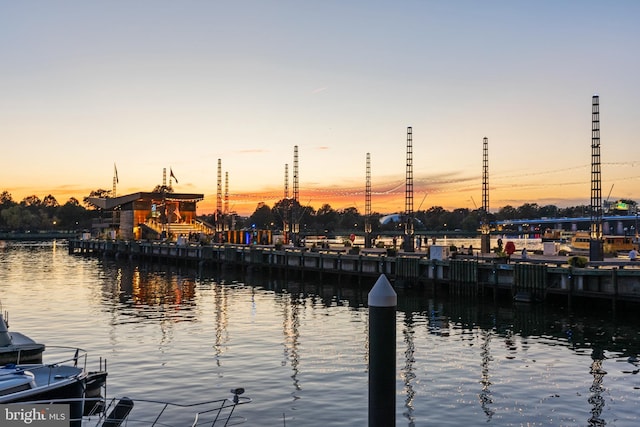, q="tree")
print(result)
[315,203,339,232]
[517,203,540,219]
[248,203,274,229]
[496,205,518,220]
[338,207,361,230]
[152,185,174,193]
[538,205,558,218]
[66,197,81,206]
[21,195,42,207]
[1,205,39,230]
[297,204,316,234]
[461,211,482,231]
[57,200,89,228]
[42,194,59,208]
[421,206,447,230]
[83,189,112,208]
[42,195,59,221]
[0,191,15,207]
